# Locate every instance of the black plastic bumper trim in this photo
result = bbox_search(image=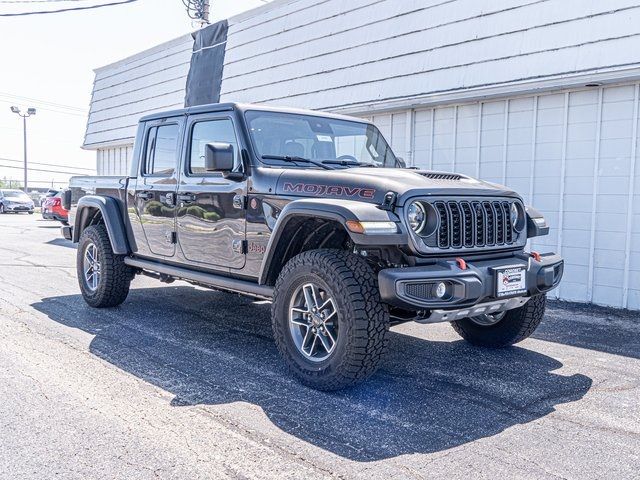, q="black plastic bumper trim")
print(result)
[379,252,563,310]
